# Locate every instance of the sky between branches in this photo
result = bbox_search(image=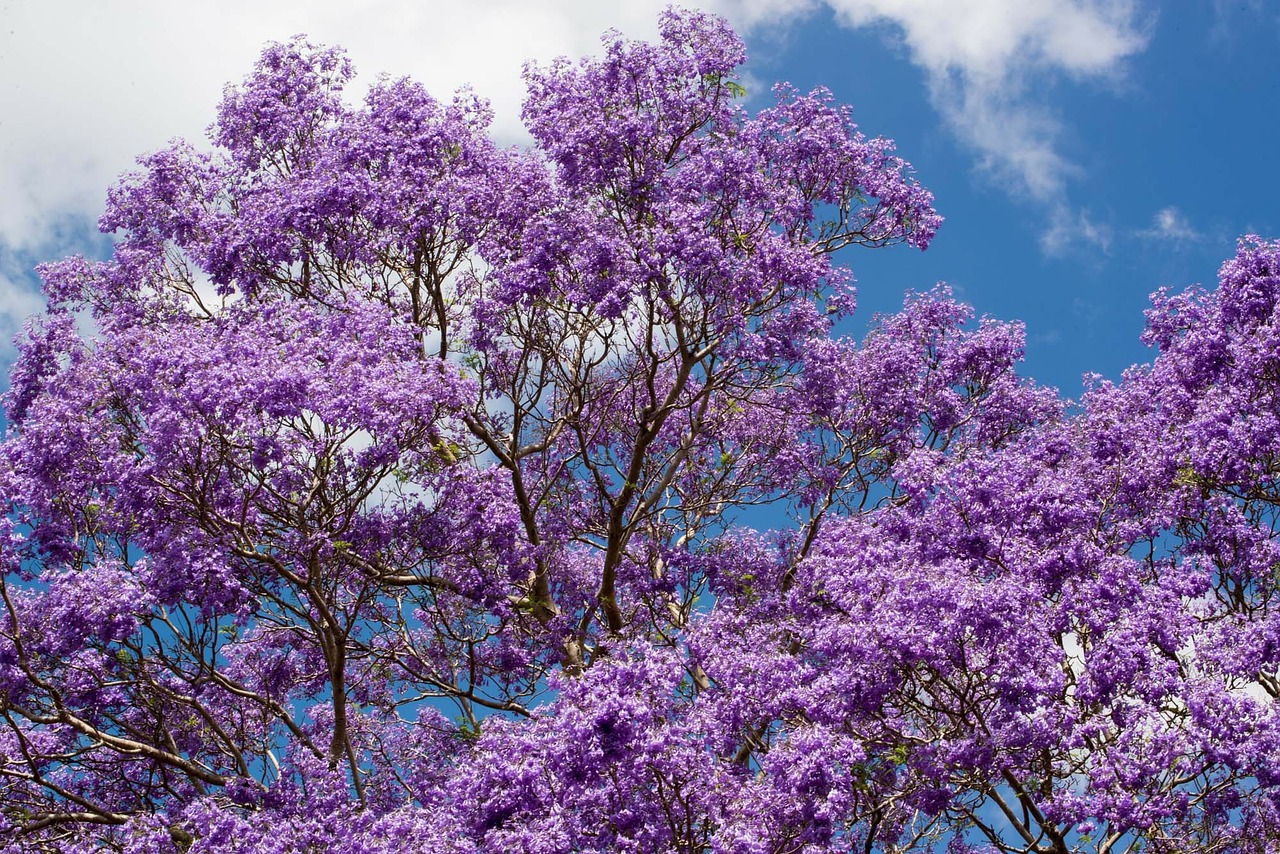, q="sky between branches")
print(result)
[1,0,1277,394]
